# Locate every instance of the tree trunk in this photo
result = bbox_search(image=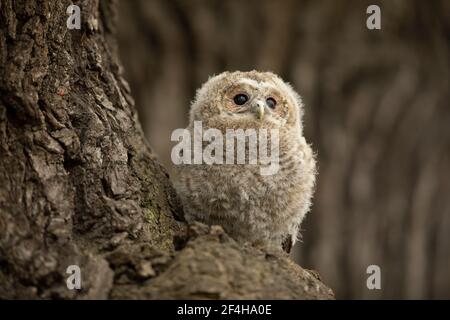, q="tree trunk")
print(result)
[0,0,333,299]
